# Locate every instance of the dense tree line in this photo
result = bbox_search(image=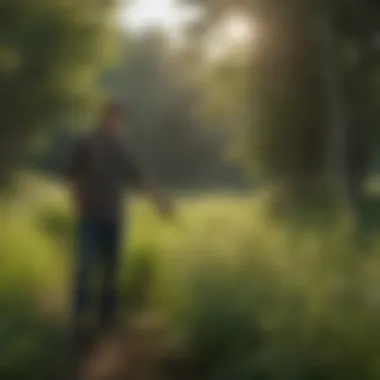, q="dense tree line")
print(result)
[184,0,380,213]
[4,0,380,202]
